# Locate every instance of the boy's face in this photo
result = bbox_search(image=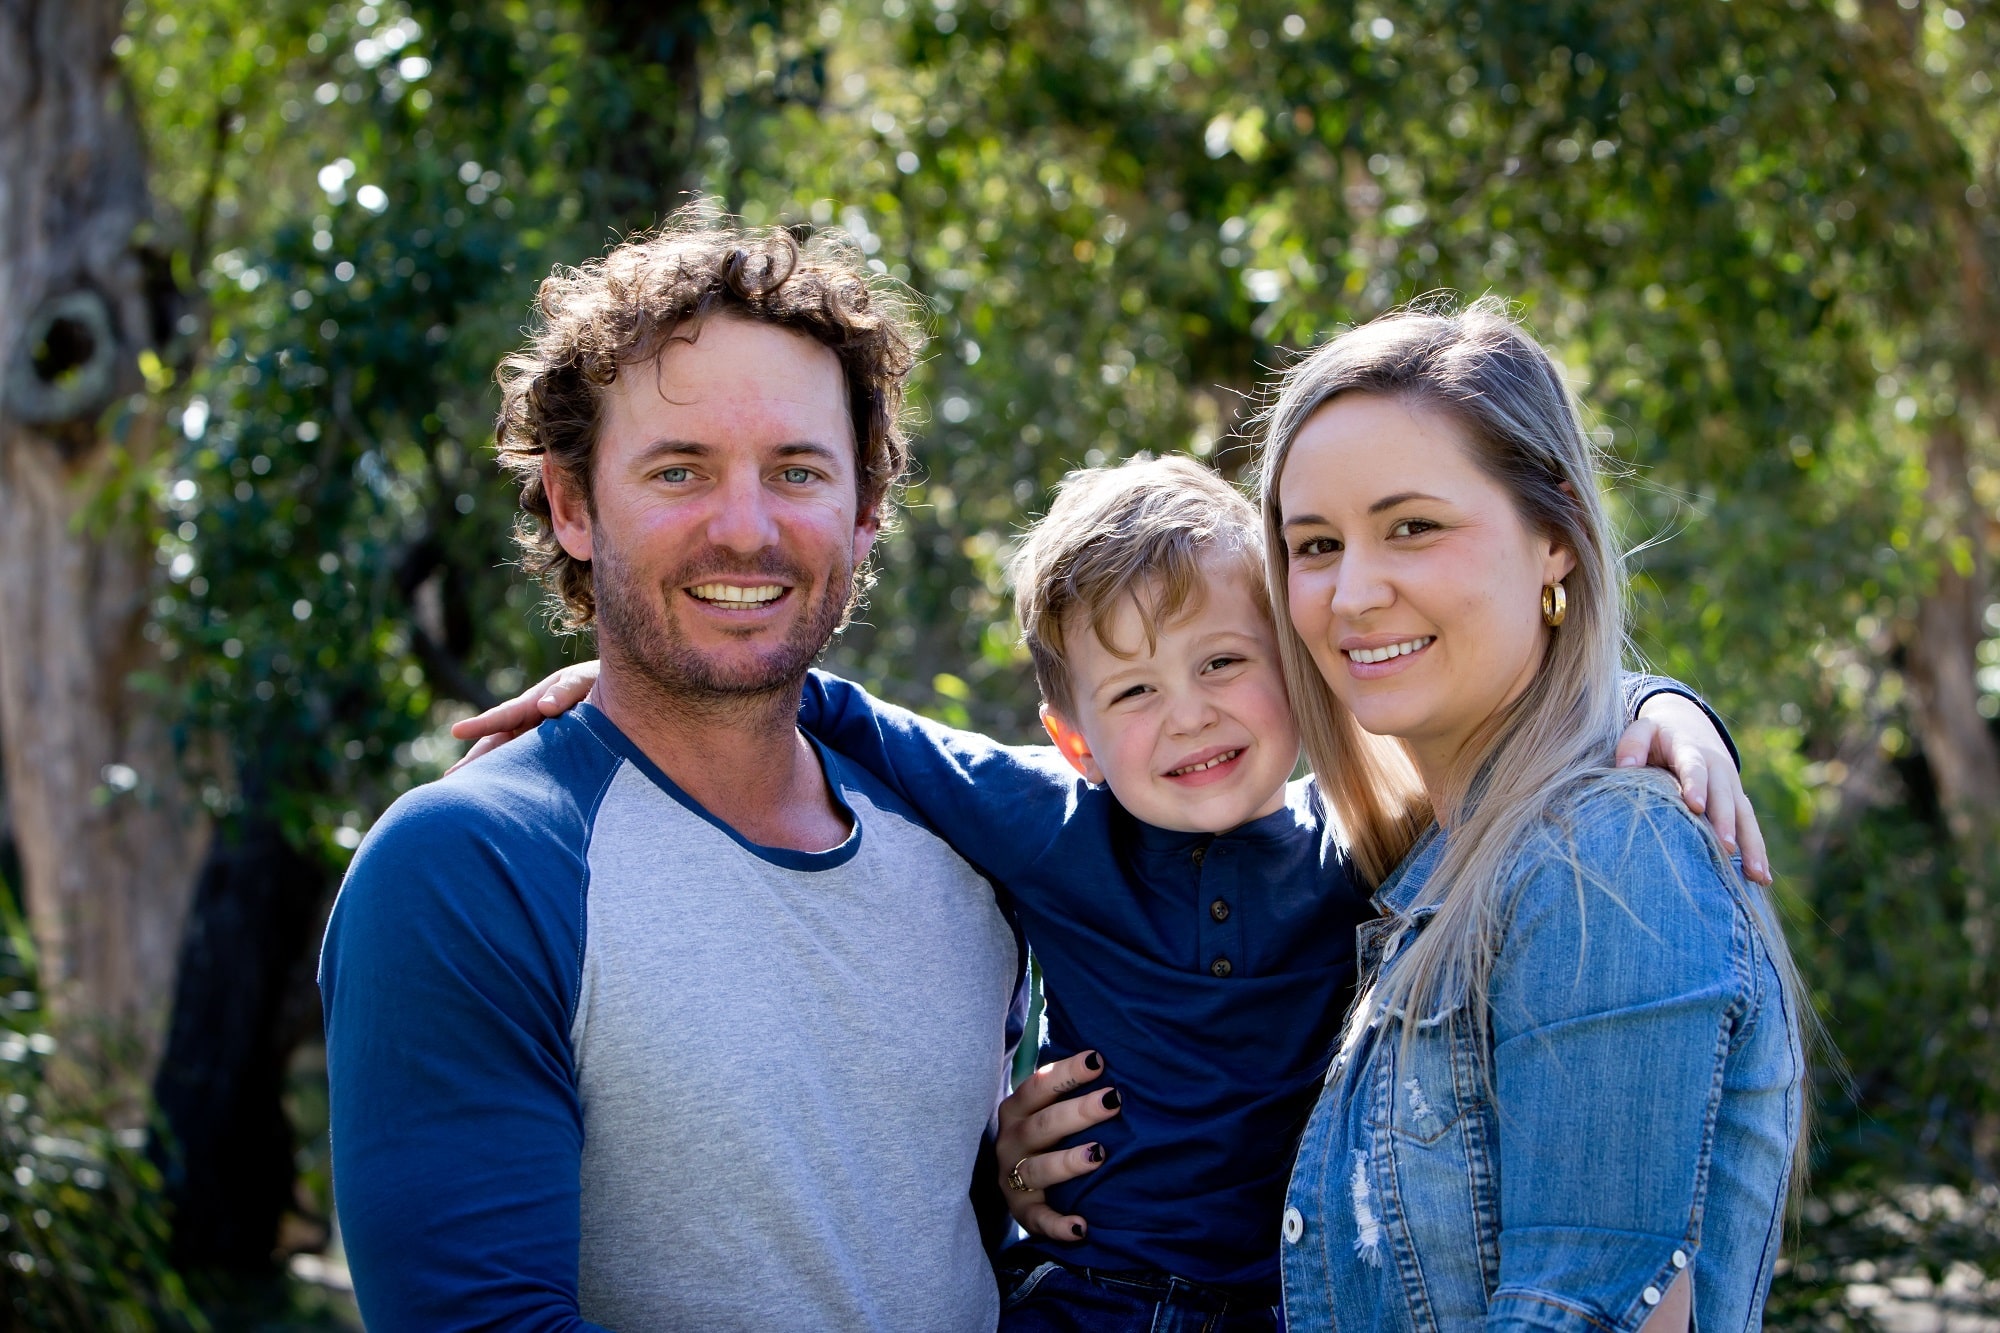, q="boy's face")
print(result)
[1043,560,1300,834]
